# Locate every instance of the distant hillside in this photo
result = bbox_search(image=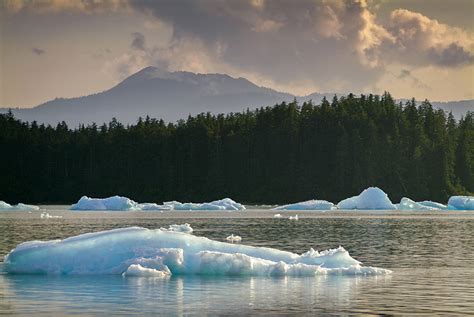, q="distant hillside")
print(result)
[2,67,472,126]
